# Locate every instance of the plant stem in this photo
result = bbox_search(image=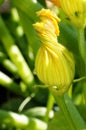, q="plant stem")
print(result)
[0,71,27,96]
[52,92,86,130]
[0,16,34,86]
[45,91,54,122]
[0,110,47,130]
[78,27,86,74]
[78,27,86,104]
